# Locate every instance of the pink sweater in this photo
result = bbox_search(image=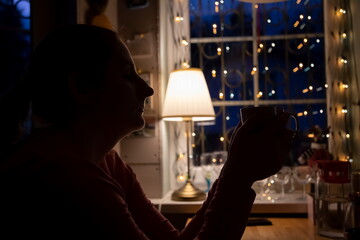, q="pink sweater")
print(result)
[0,149,255,239]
